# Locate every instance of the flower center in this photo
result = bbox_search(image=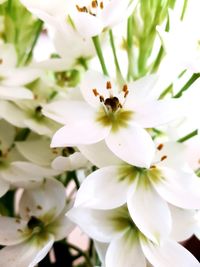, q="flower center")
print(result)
[94,81,133,131]
[28,216,45,235]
